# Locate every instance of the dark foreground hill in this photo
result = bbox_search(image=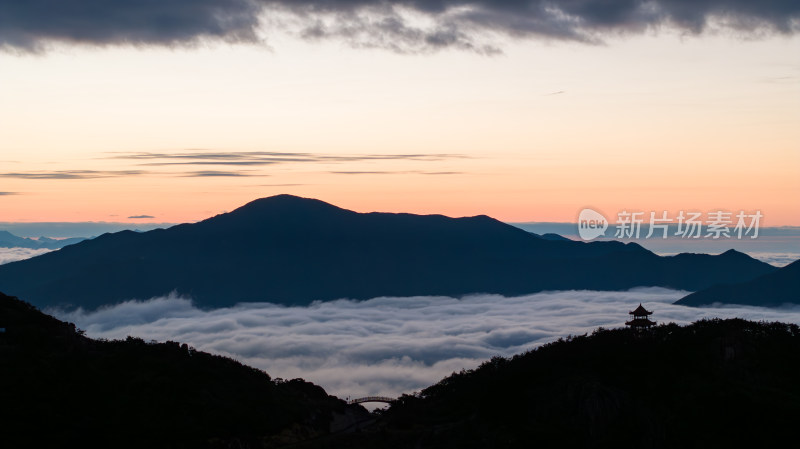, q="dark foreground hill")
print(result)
[676,258,800,307]
[4,292,800,448]
[0,292,366,449]
[0,195,776,310]
[311,319,800,449]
